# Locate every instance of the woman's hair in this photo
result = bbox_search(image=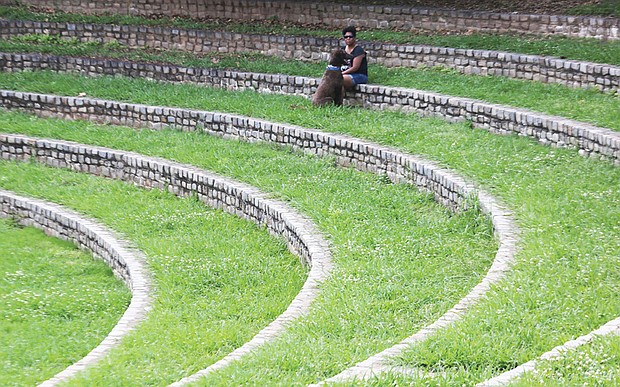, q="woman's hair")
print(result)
[342,26,357,37]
